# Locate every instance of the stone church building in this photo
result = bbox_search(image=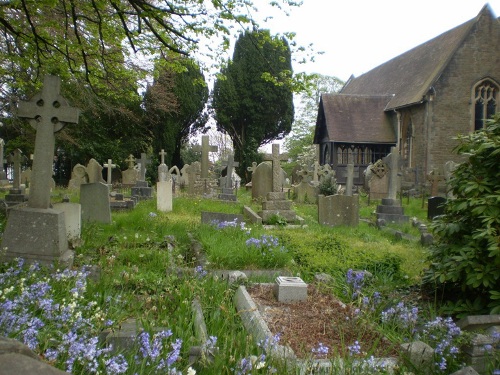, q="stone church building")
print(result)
[314,4,499,185]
